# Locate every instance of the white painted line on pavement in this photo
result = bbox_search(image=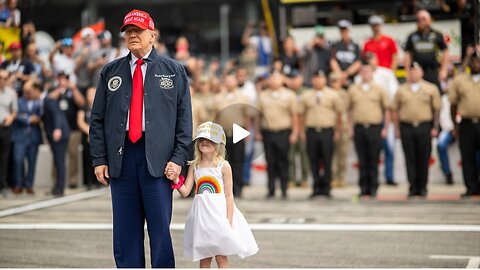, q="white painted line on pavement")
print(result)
[430,255,480,268]
[0,188,108,218]
[1,223,480,232]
